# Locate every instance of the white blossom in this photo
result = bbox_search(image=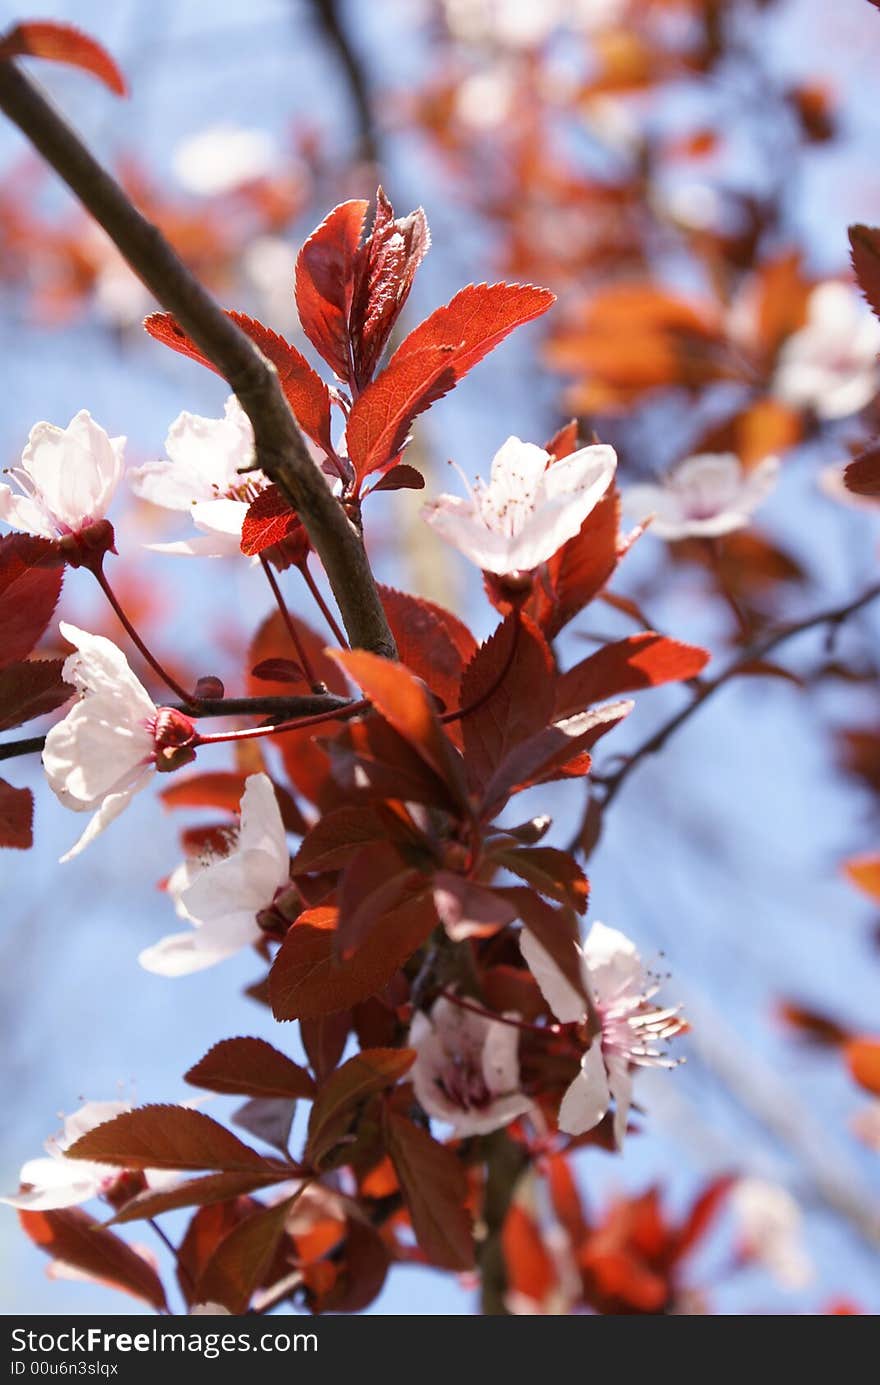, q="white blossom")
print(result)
[139,774,289,976]
[520,921,683,1147]
[0,411,124,540]
[622,452,778,541]
[731,1178,813,1289]
[43,624,162,862]
[129,396,262,557]
[408,995,533,1137]
[773,282,880,420]
[422,435,617,576]
[172,125,278,197]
